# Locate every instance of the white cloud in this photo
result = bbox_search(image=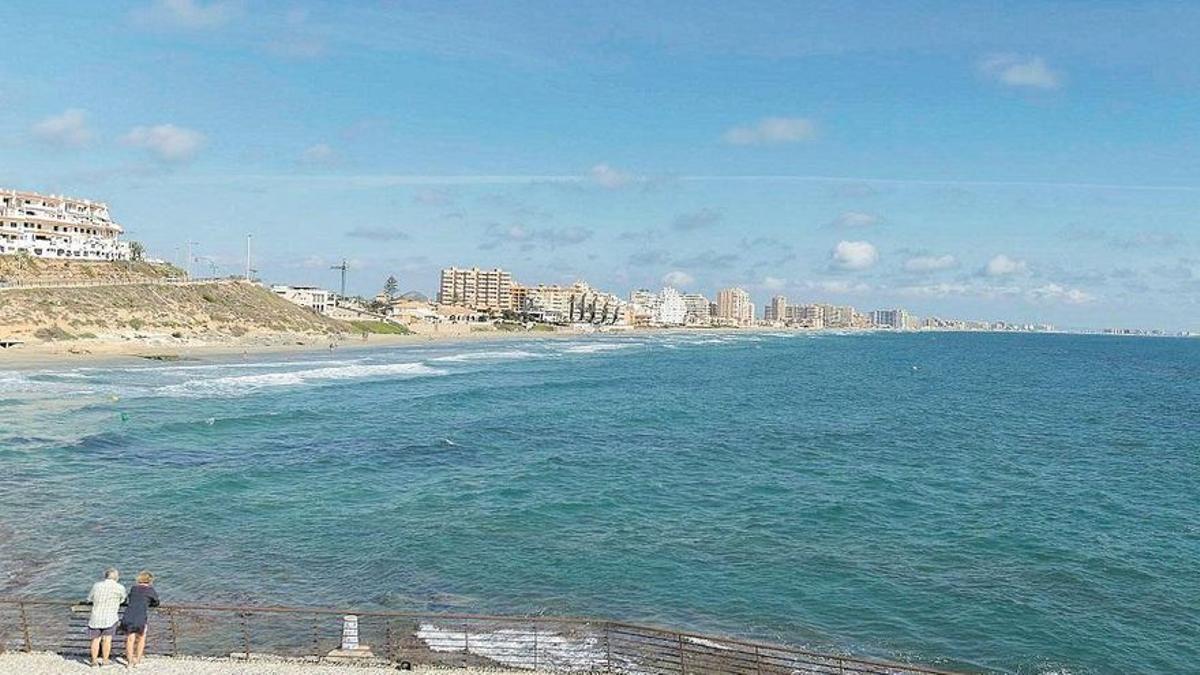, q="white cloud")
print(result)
[662,270,694,287]
[830,240,878,270]
[761,276,787,291]
[722,117,816,145]
[300,143,337,165]
[31,109,93,148]
[896,283,972,298]
[984,254,1028,277]
[1028,283,1095,304]
[134,0,239,29]
[121,124,205,163]
[979,54,1062,90]
[829,211,880,228]
[806,279,871,294]
[589,163,633,189]
[904,254,958,273]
